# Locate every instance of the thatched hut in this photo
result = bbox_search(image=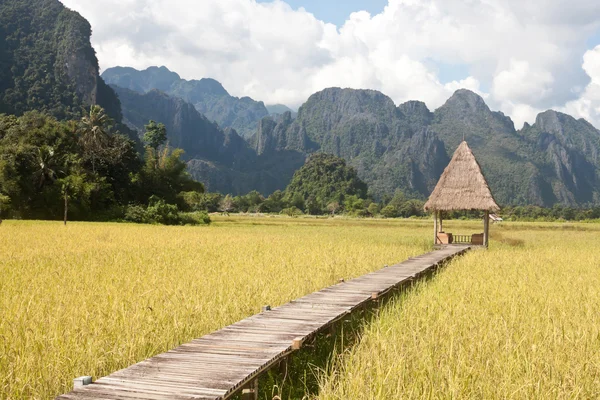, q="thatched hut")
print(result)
[424,141,500,247]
